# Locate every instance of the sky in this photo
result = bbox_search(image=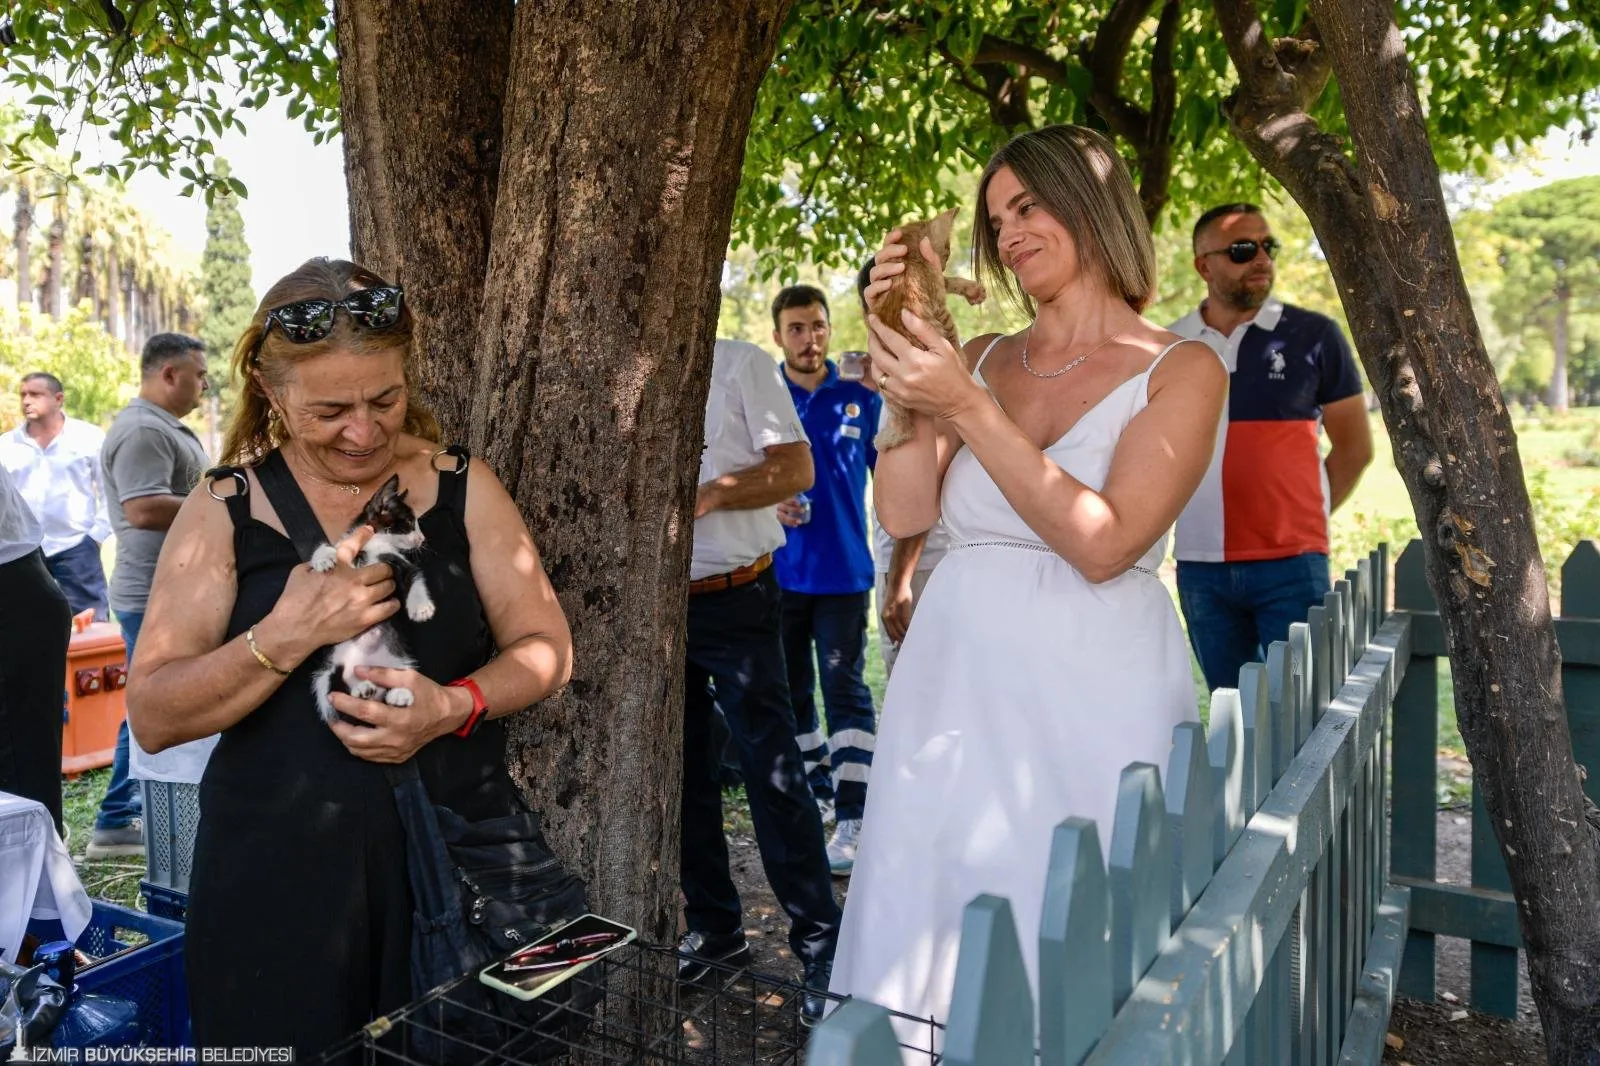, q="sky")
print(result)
[119,98,350,302]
